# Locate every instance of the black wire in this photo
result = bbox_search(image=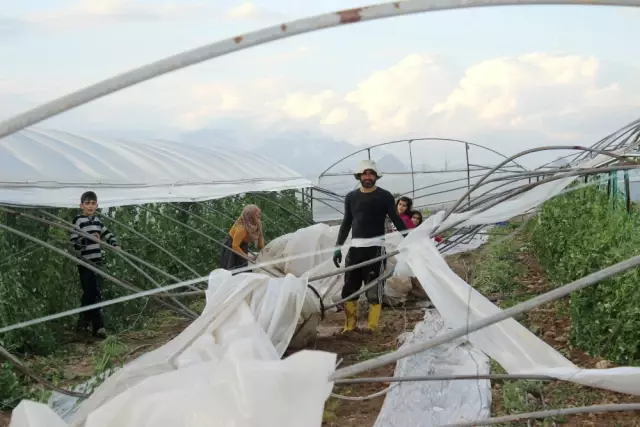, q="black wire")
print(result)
[306,283,325,321]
